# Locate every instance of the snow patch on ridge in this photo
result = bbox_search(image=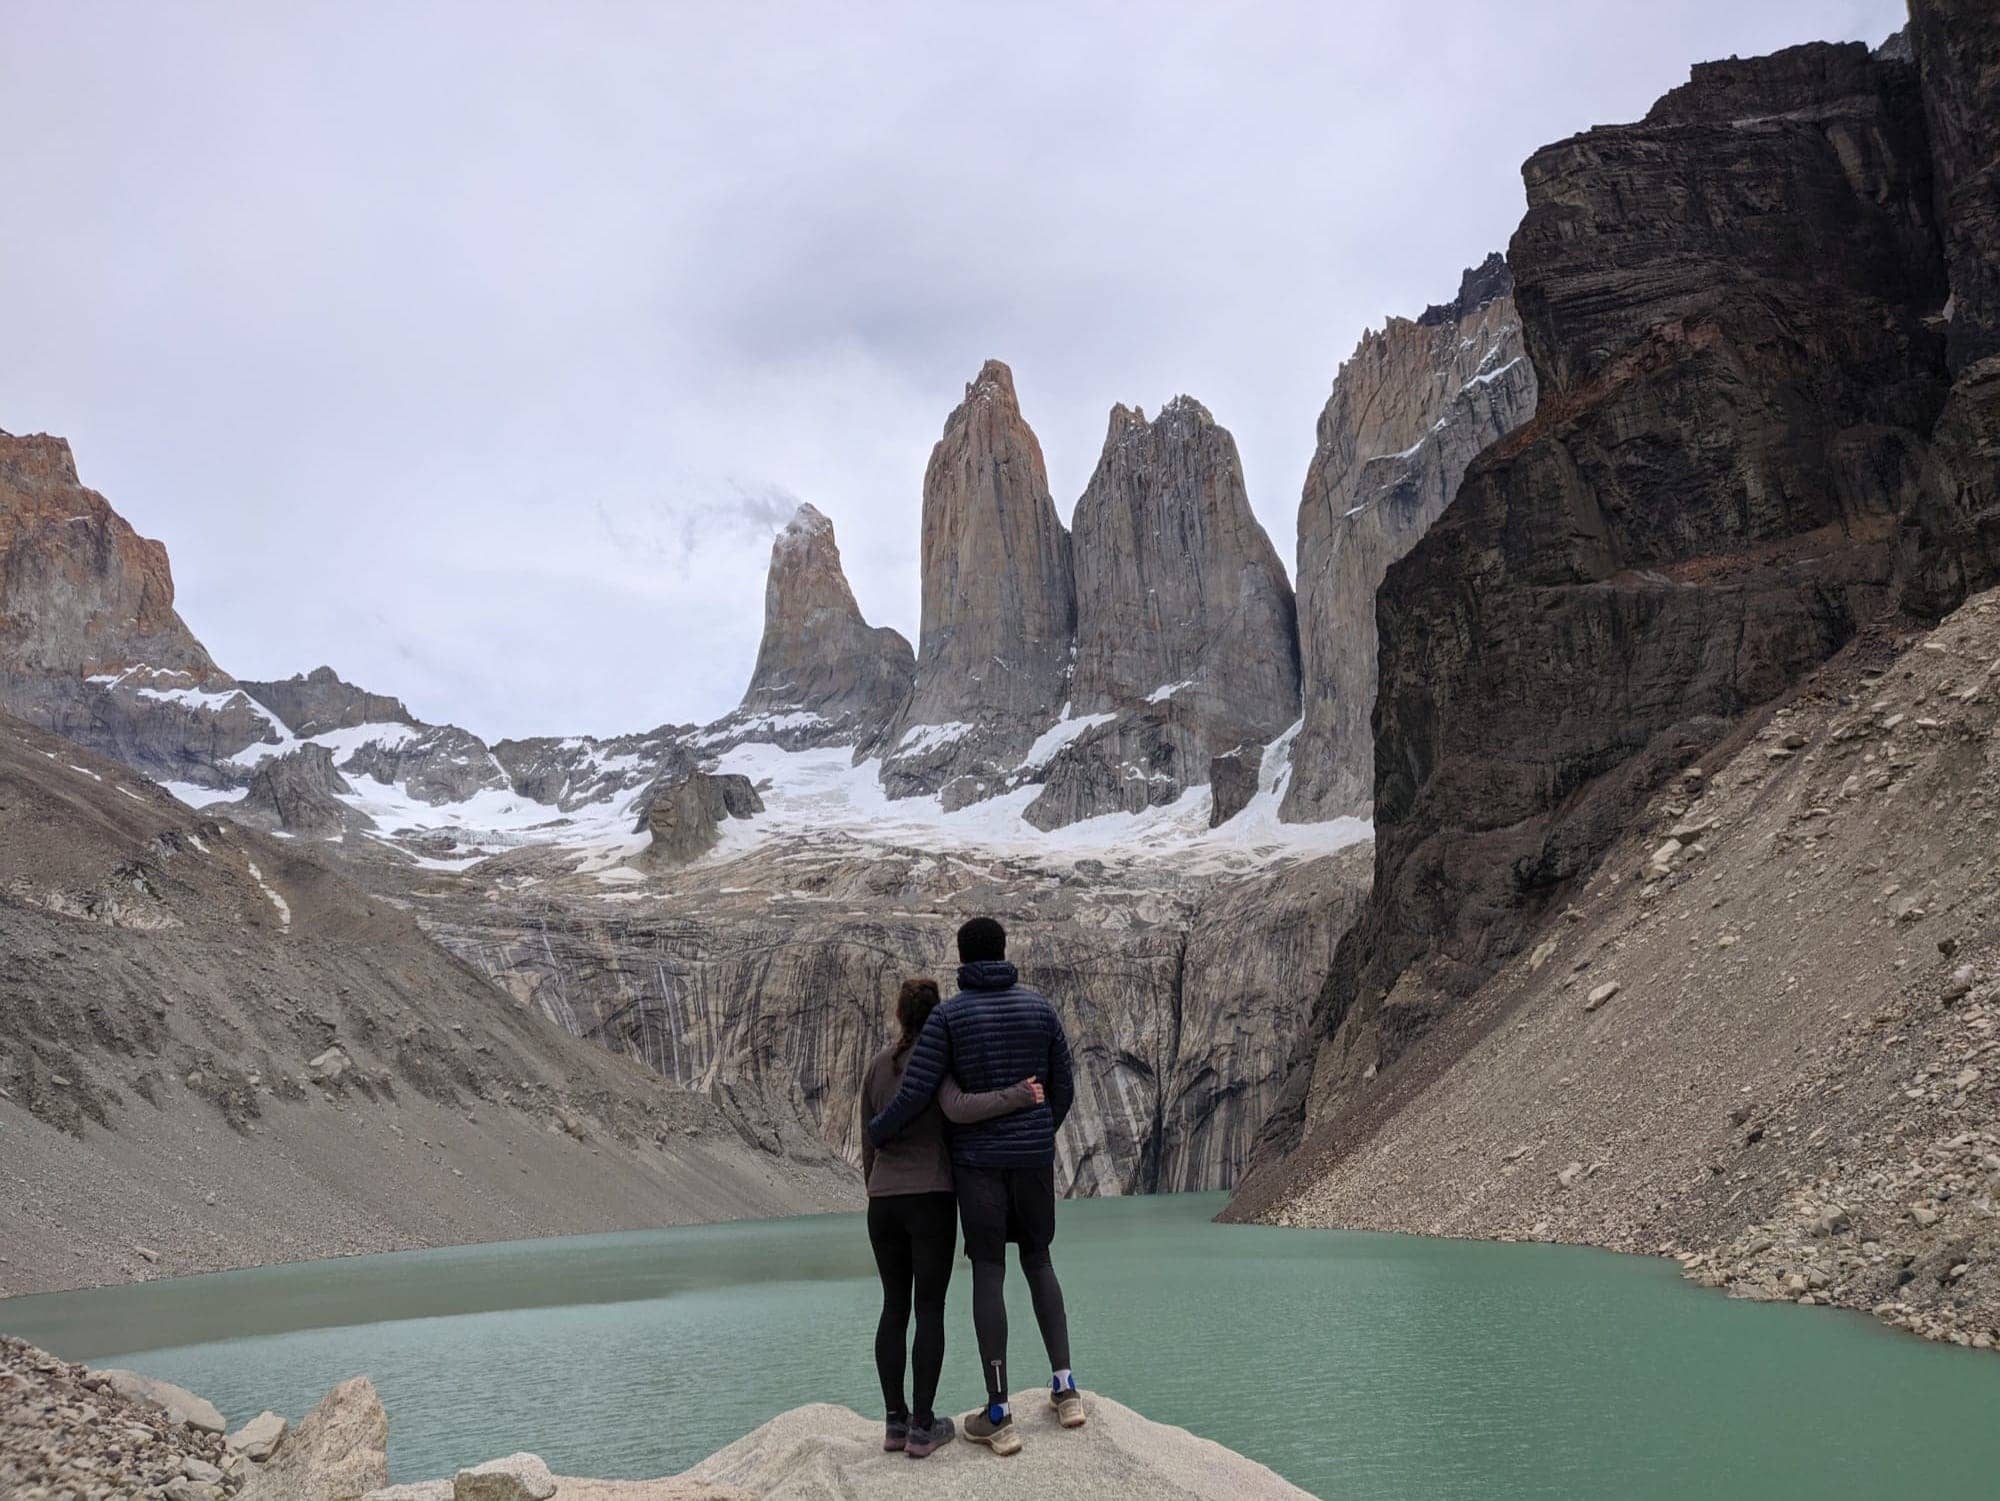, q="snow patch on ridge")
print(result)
[1019,706,1117,770]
